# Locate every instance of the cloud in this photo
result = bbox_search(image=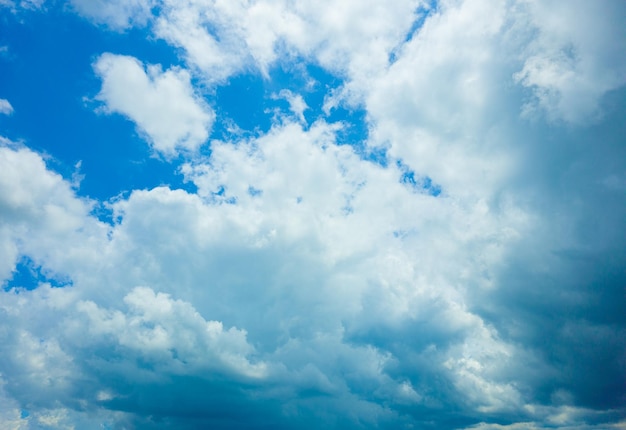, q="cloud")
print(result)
[513,0,626,124]
[0,121,529,428]
[0,0,45,11]
[1,0,626,429]
[76,286,267,379]
[362,0,626,418]
[151,0,420,83]
[0,99,13,115]
[0,141,106,283]
[93,53,214,158]
[69,0,154,30]
[274,90,308,124]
